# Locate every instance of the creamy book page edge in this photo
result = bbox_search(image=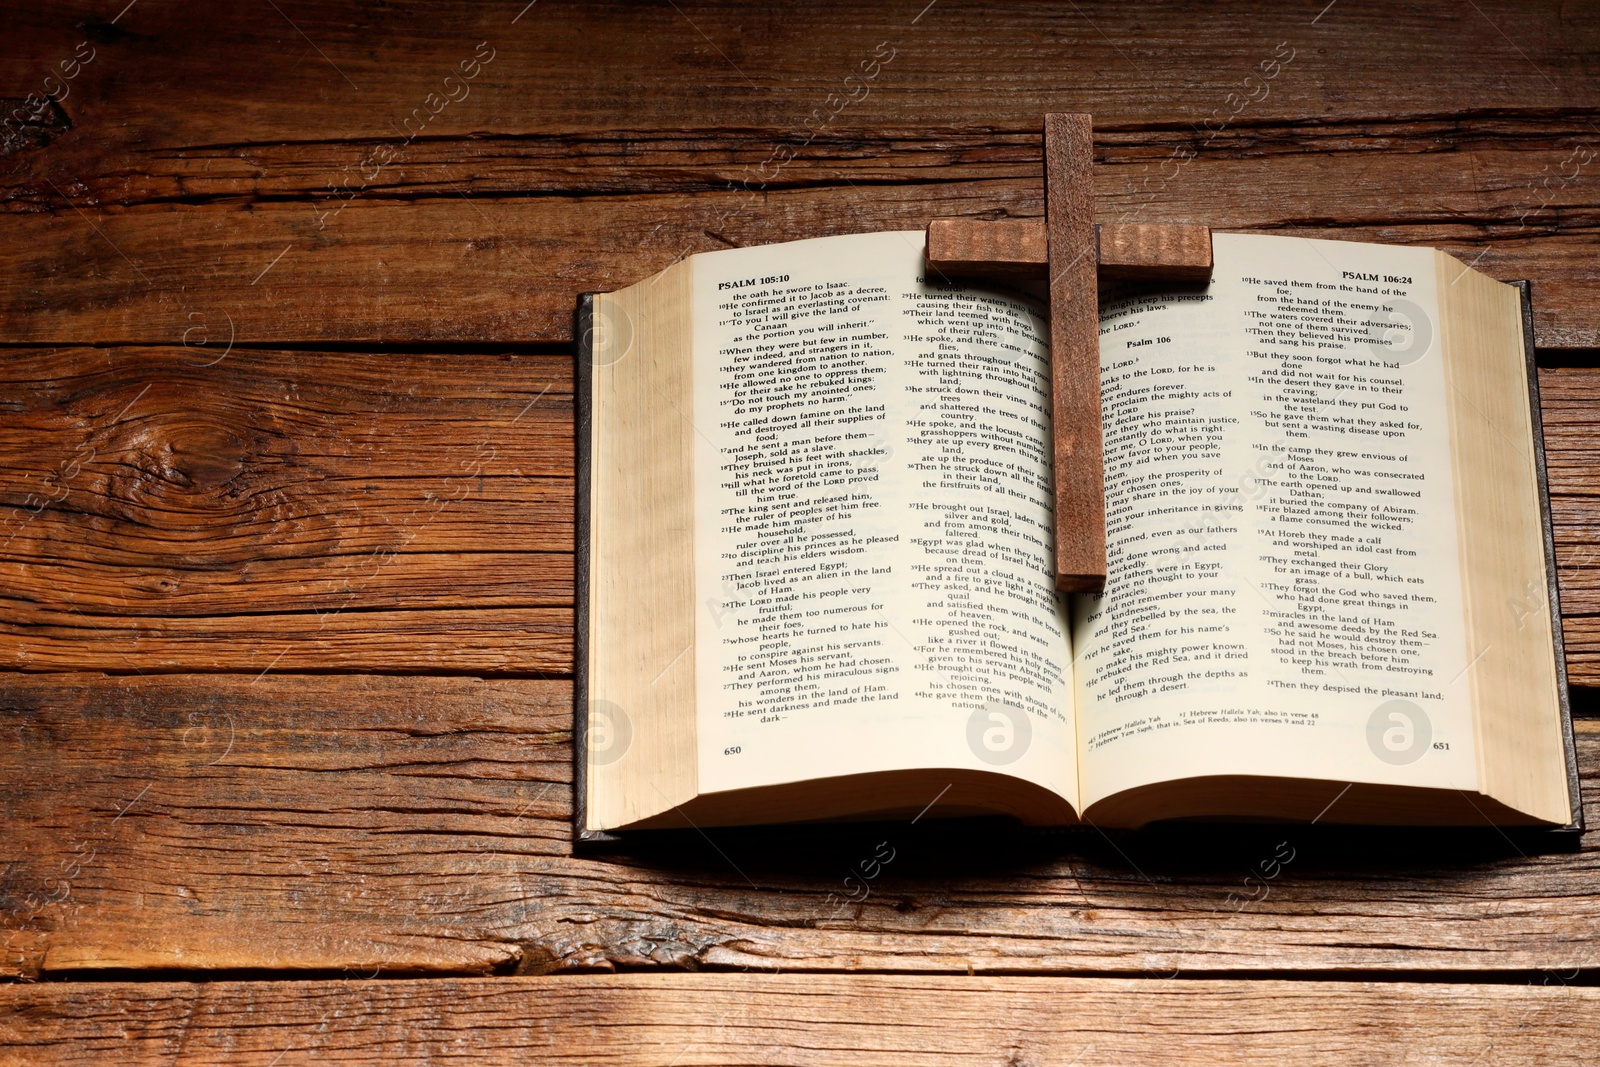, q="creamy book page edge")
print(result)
[584,264,699,832]
[1436,255,1573,825]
